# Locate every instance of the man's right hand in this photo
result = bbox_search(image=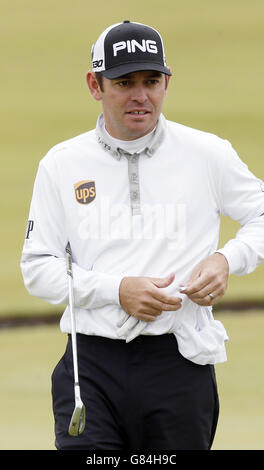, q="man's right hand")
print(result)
[119,273,182,322]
